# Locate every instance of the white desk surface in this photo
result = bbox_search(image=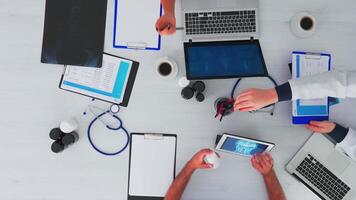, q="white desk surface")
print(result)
[1,0,356,199]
